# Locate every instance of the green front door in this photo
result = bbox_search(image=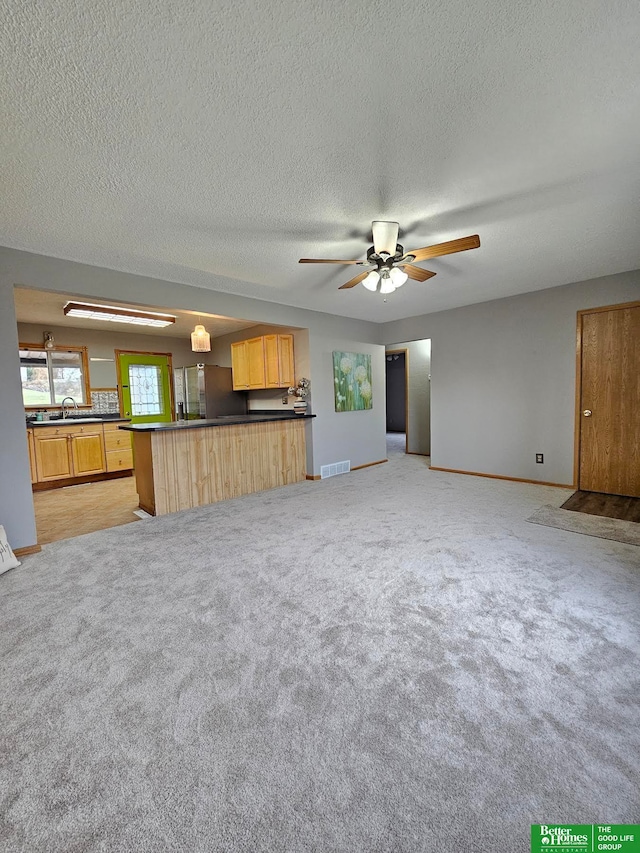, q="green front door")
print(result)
[118,353,173,424]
